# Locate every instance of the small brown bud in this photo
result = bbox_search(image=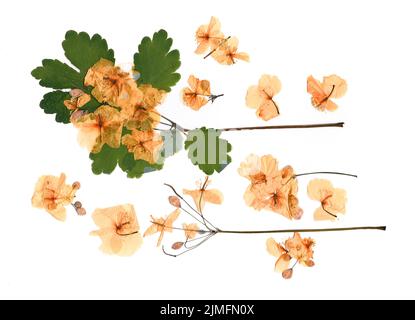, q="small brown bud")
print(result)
[70,88,84,98]
[72,181,81,189]
[282,268,293,279]
[305,260,315,267]
[168,196,181,208]
[76,207,86,216]
[74,201,82,209]
[171,242,184,250]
